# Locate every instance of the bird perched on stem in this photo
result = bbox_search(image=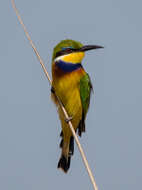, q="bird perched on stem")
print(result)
[51,39,103,173]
